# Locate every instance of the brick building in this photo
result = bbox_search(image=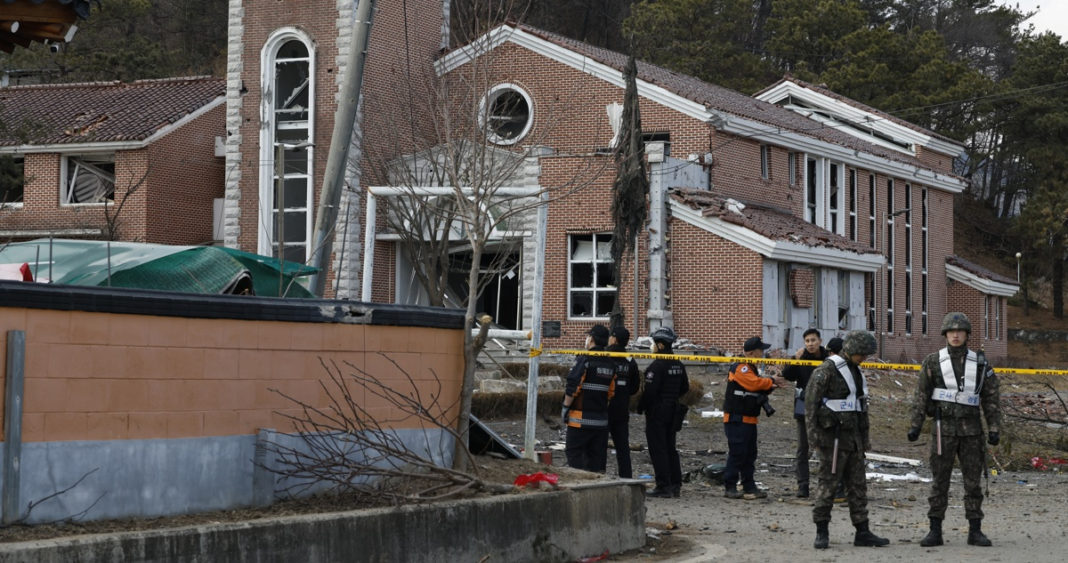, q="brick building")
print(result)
[0,77,226,245]
[225,5,1015,361]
